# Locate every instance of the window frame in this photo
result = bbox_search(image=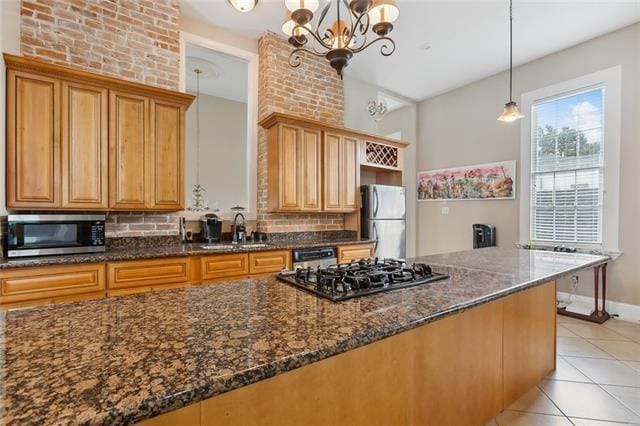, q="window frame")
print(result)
[519,66,621,251]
